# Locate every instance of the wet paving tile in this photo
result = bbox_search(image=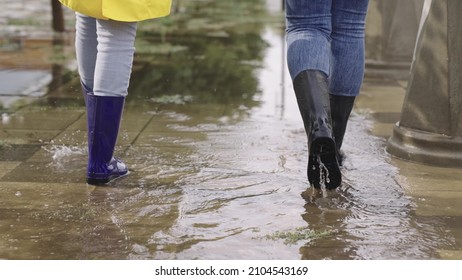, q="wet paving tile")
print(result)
[0,107,83,131]
[0,159,85,184]
[0,181,114,260]
[0,69,51,96]
[121,110,156,131]
[438,250,462,260]
[393,161,462,217]
[51,117,103,146]
[413,196,462,217]
[356,84,406,113]
[50,109,153,146]
[134,130,208,147]
[371,112,402,124]
[370,122,396,138]
[52,129,87,147]
[0,144,42,161]
[133,113,210,146]
[0,129,60,144]
[0,161,20,178]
